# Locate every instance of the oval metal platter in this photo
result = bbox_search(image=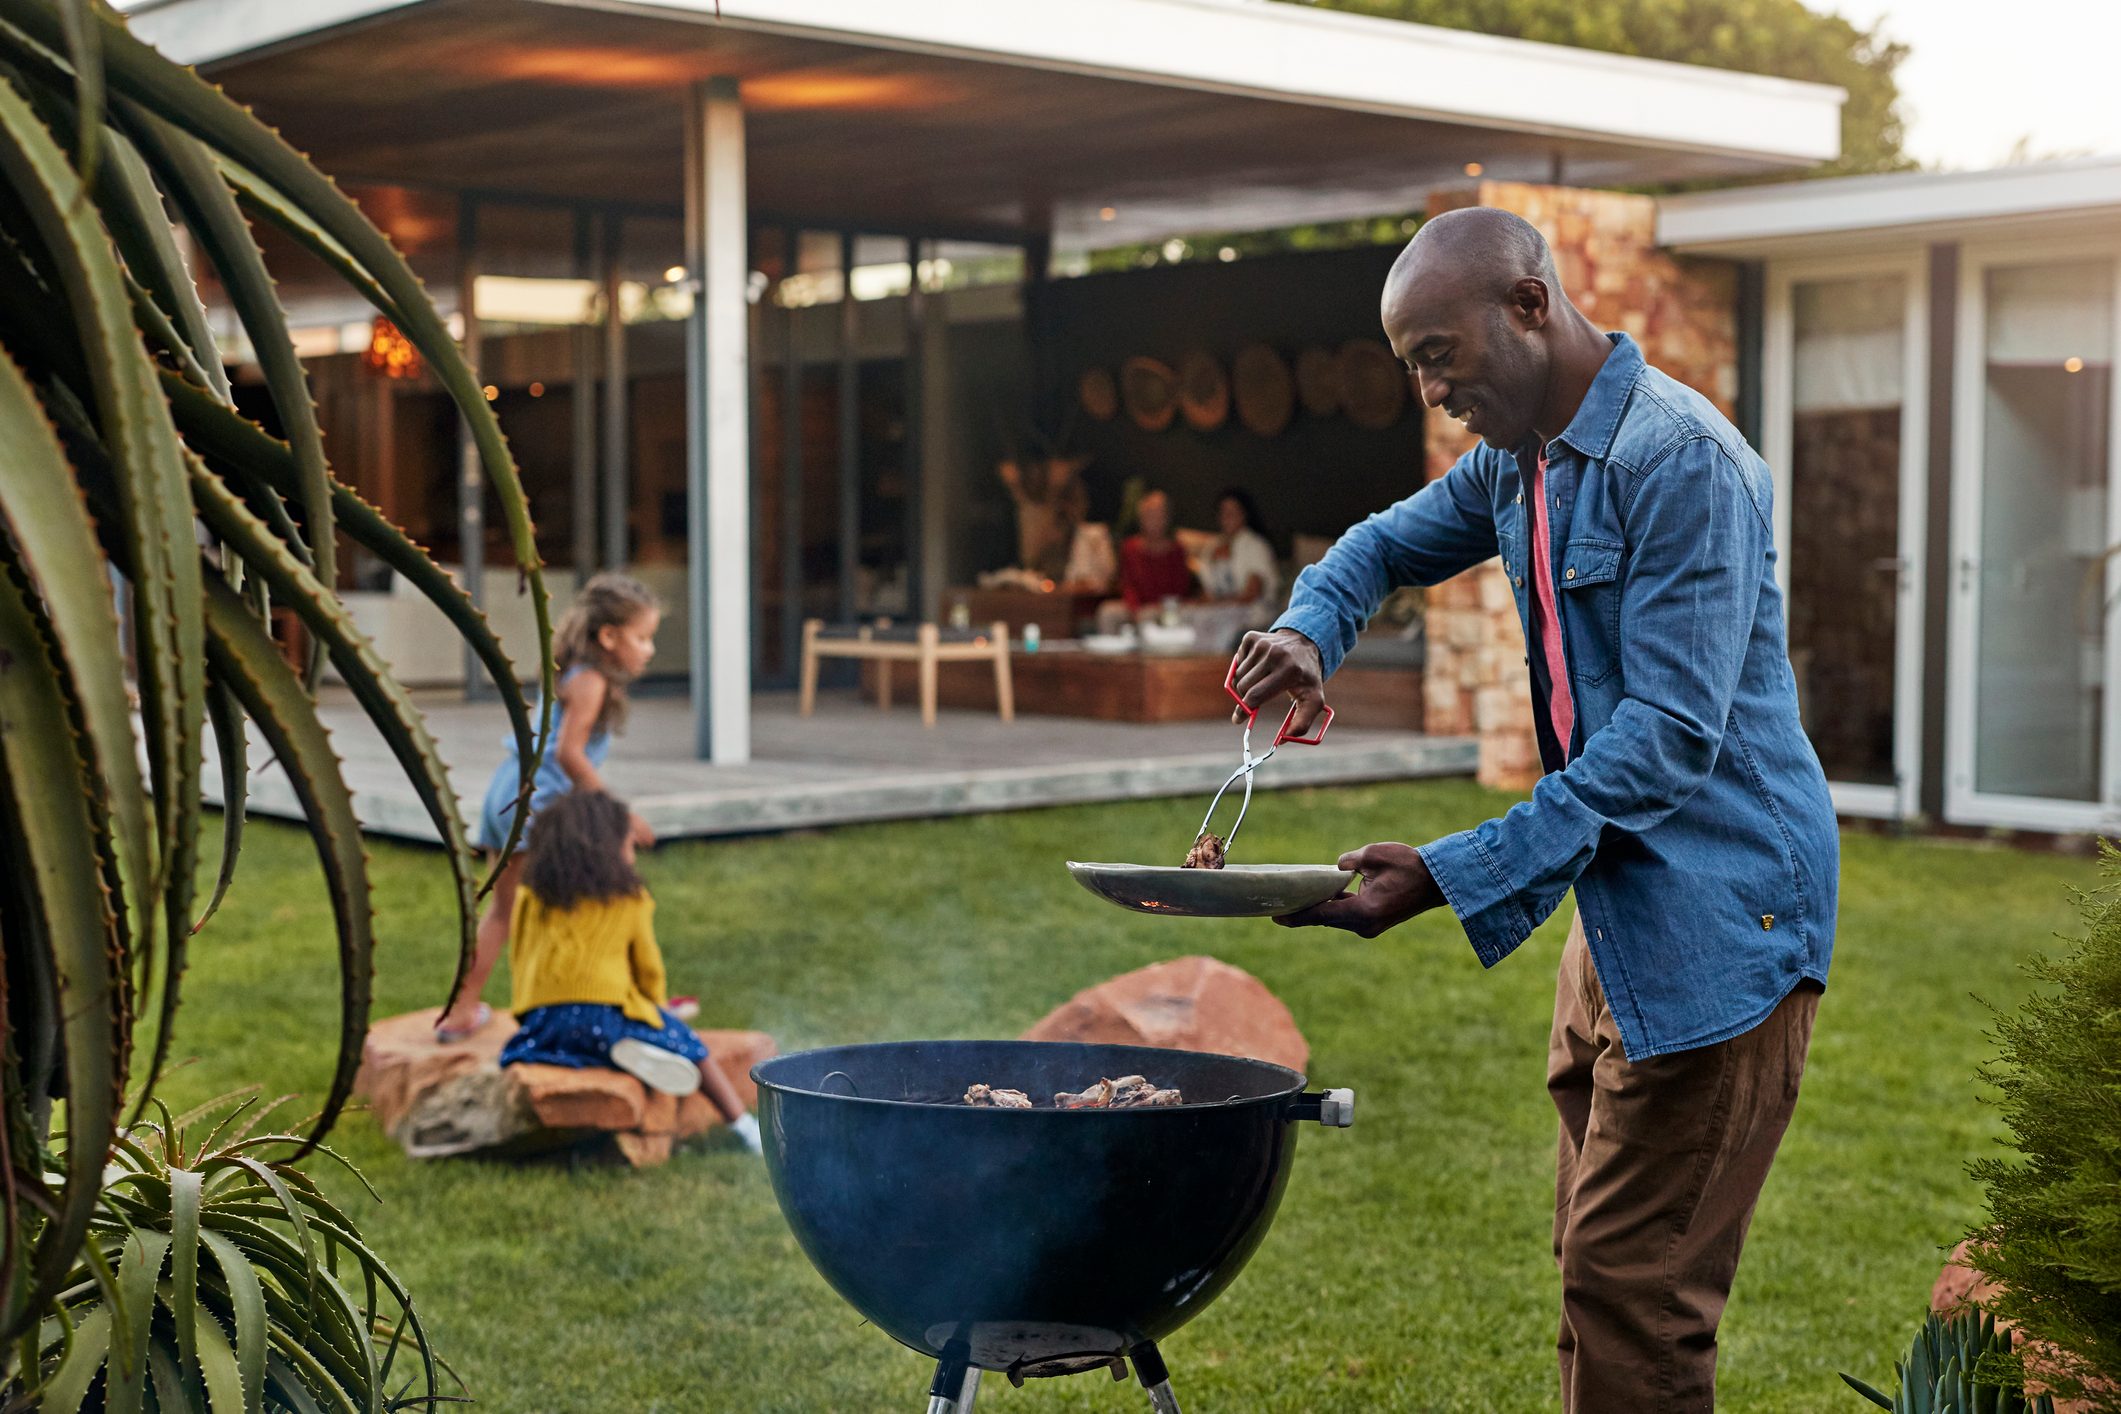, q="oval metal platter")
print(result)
[1066,861,1354,918]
